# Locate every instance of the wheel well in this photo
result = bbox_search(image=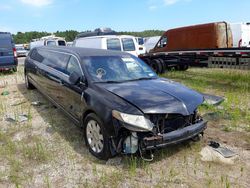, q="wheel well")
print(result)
[82,109,96,126]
